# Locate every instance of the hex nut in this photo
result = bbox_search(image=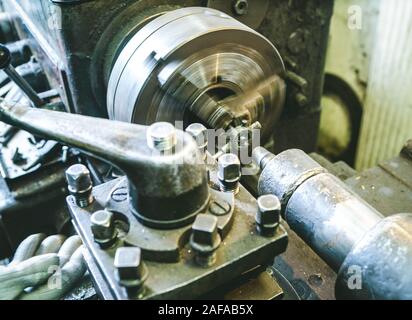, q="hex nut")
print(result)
[256,194,281,236]
[65,164,92,193]
[186,123,208,149]
[217,153,241,192]
[90,210,117,248]
[65,164,94,207]
[114,247,148,296]
[146,122,177,151]
[190,214,222,266]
